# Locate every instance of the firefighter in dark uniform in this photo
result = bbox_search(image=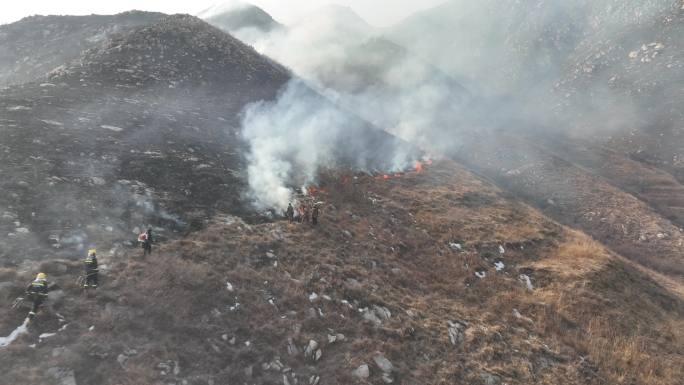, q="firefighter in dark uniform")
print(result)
[26,273,49,319]
[312,204,320,226]
[84,249,99,289]
[286,203,295,223]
